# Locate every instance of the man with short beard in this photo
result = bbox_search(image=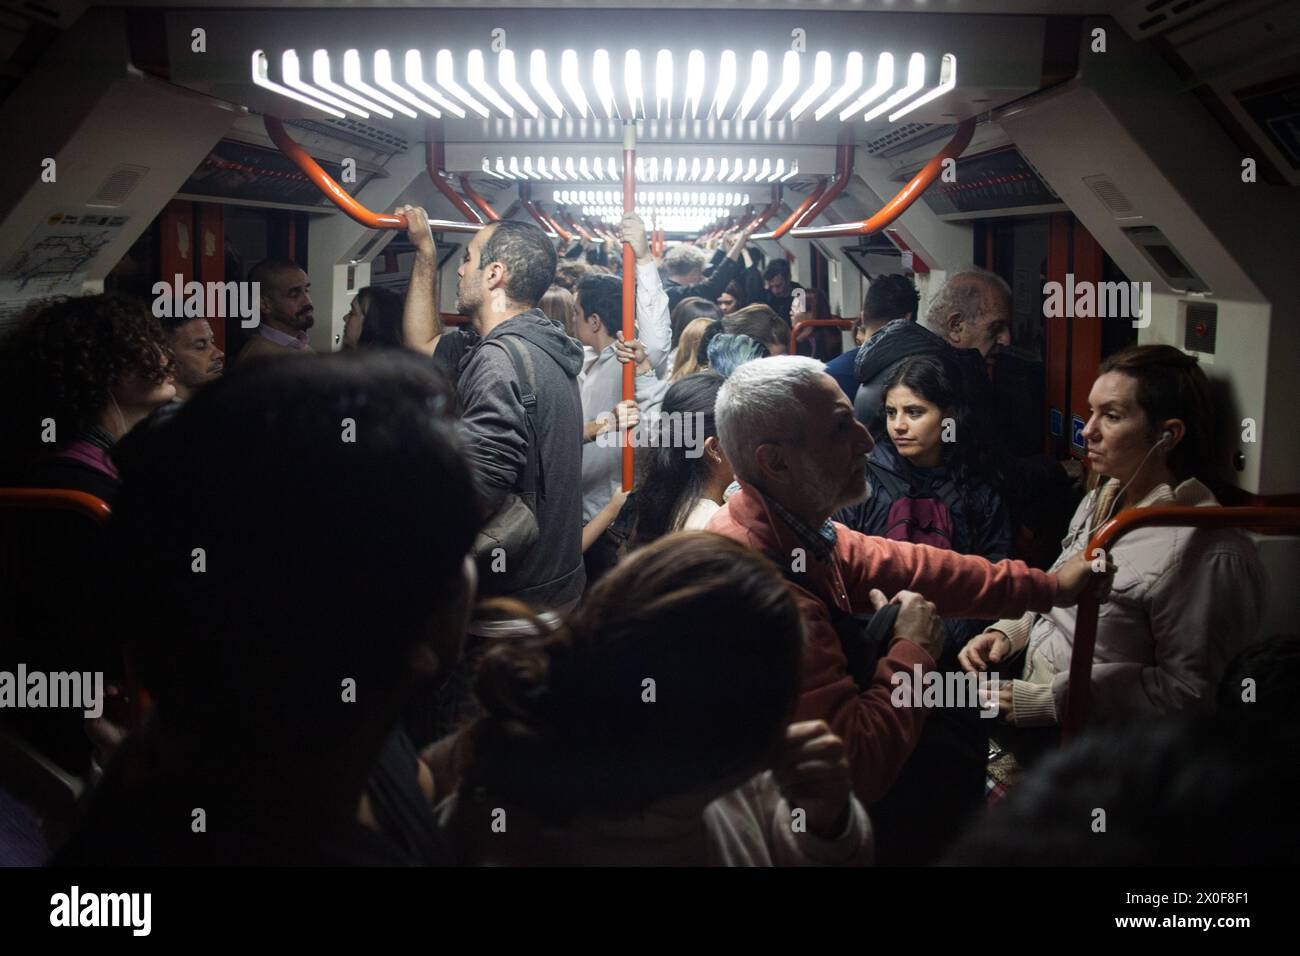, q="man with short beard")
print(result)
[162,317,224,400]
[237,259,316,364]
